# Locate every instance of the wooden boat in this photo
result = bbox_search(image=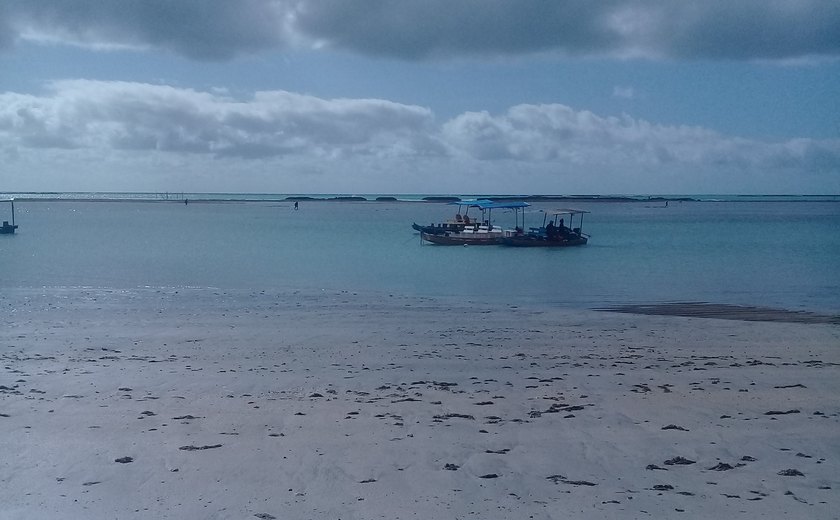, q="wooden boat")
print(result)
[422,224,510,245]
[421,201,529,245]
[501,209,589,247]
[411,199,491,235]
[0,199,17,234]
[412,221,466,235]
